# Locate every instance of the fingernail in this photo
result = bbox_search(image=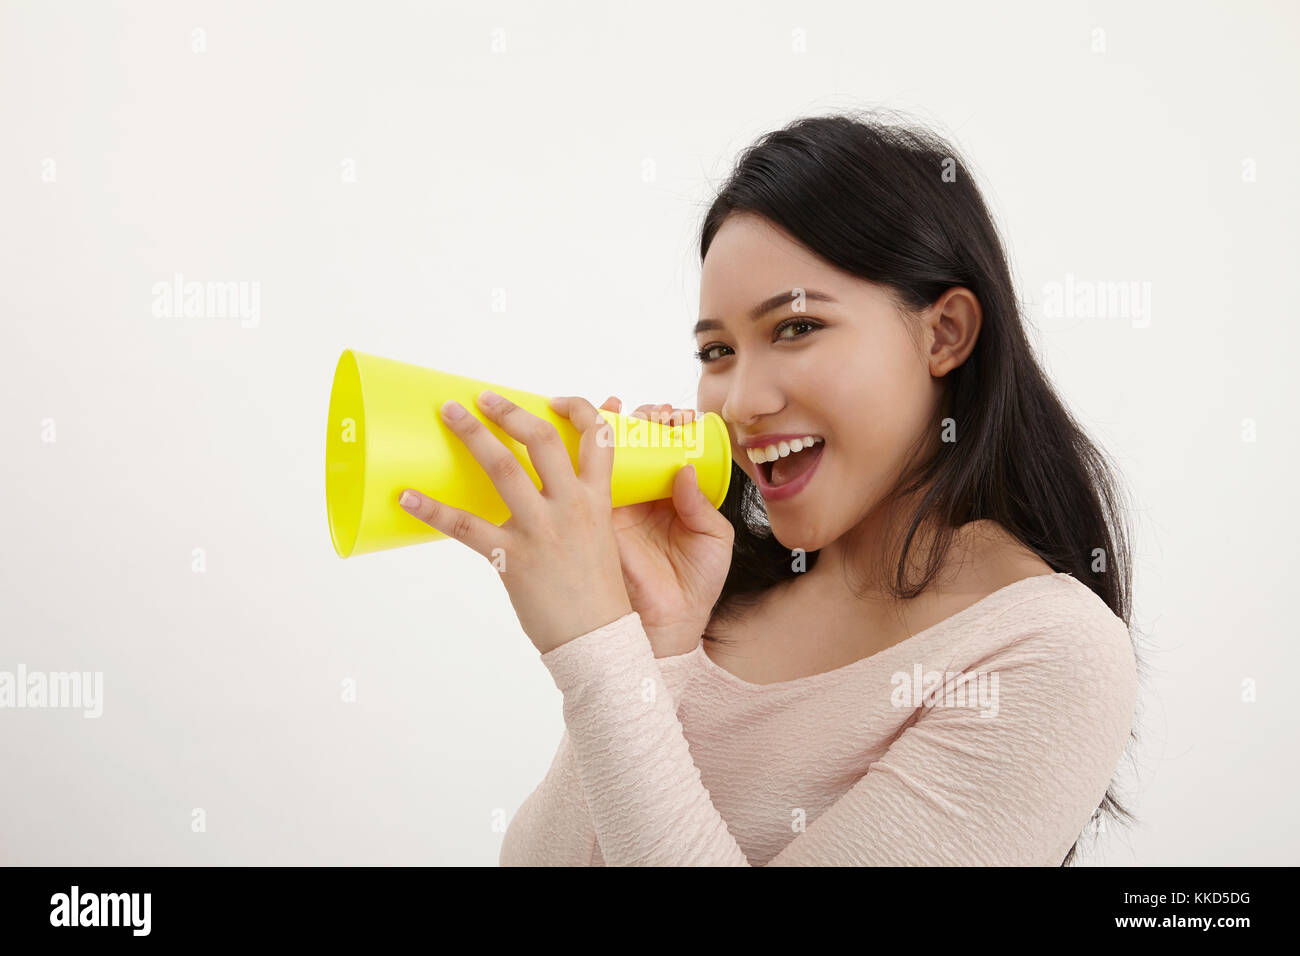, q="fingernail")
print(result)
[399,490,421,510]
[441,400,466,420]
[478,389,502,407]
